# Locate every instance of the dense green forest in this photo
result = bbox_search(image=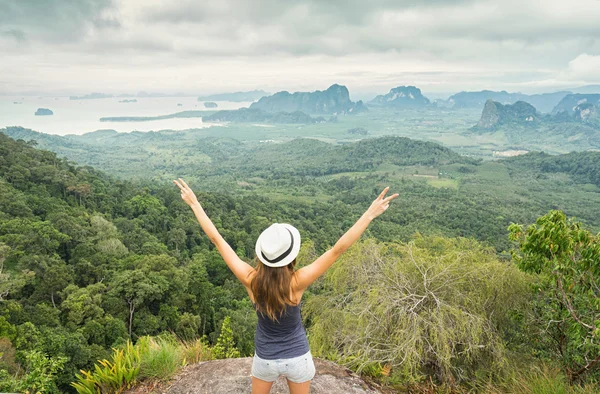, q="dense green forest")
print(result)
[1,130,600,392]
